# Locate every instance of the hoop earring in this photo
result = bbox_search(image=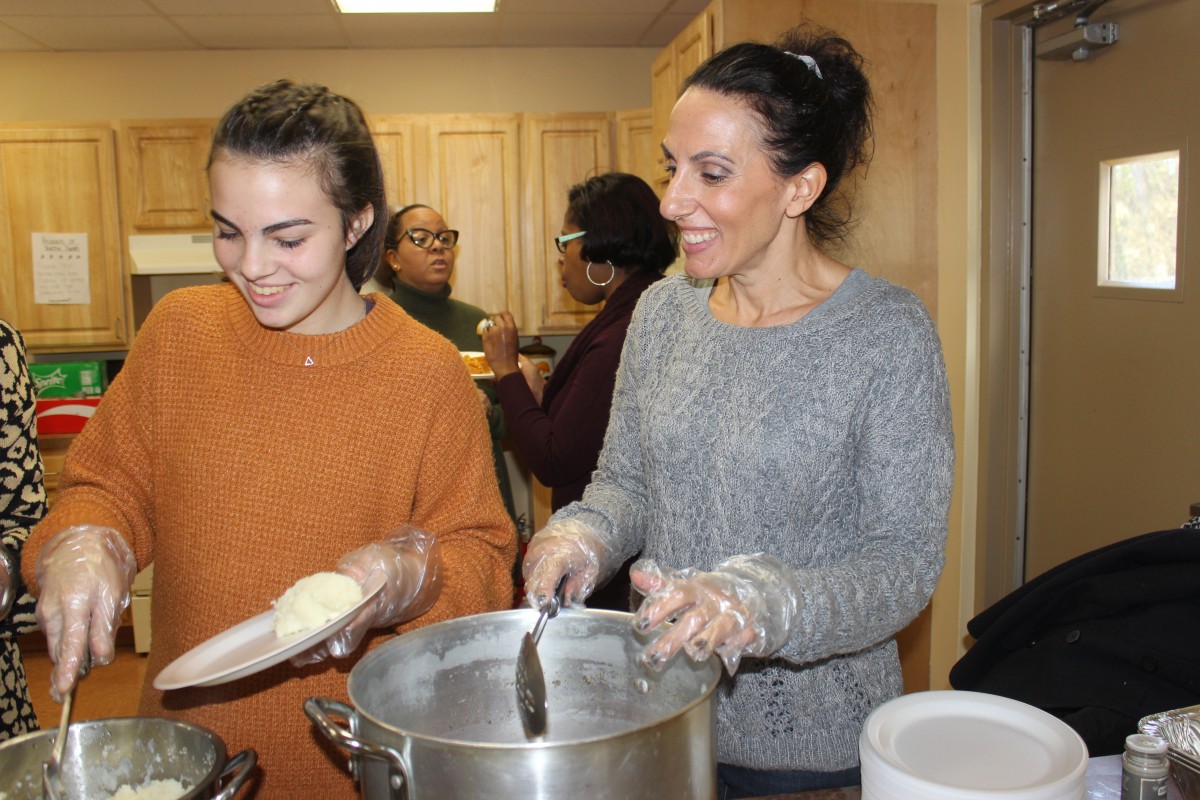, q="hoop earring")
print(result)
[586,260,616,287]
